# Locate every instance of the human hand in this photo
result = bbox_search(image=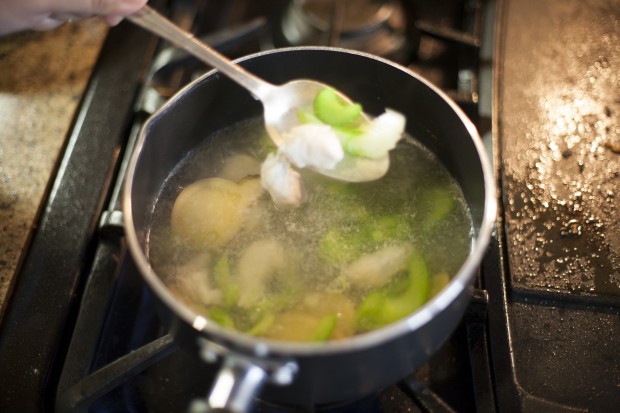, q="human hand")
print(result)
[0,0,148,36]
